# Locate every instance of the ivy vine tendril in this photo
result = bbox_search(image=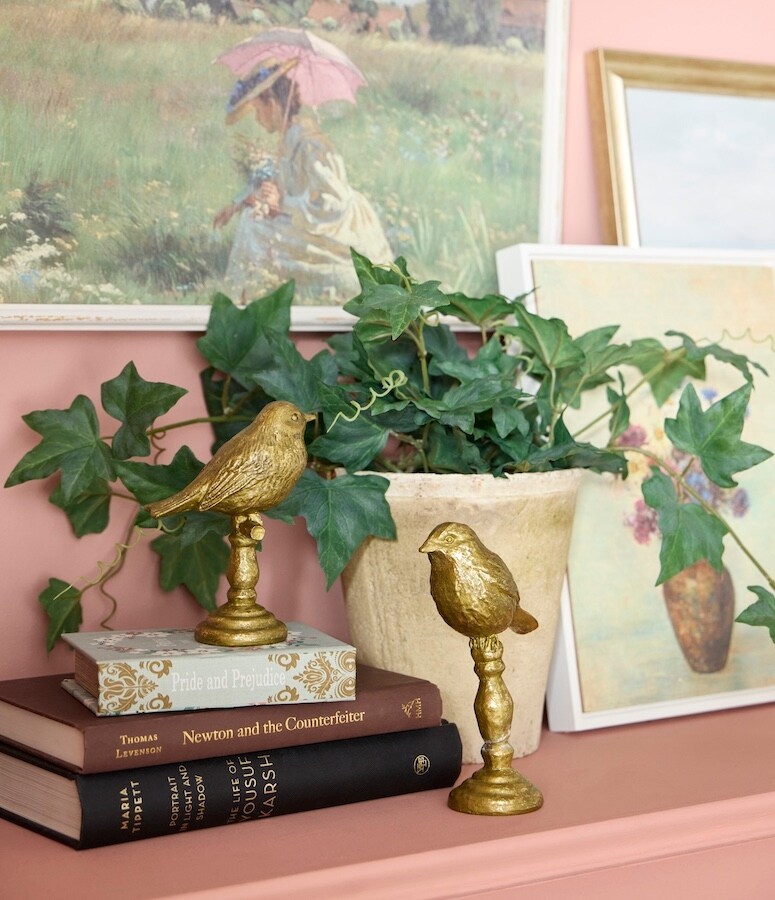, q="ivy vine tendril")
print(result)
[327,369,409,432]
